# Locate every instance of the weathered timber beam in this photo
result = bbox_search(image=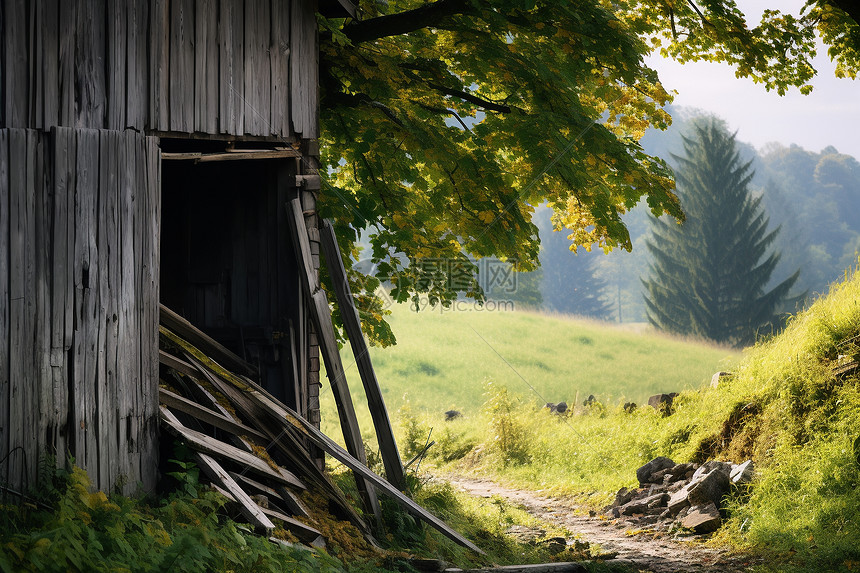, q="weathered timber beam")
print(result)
[194,452,276,533]
[285,198,382,524]
[159,406,306,490]
[159,388,269,442]
[320,219,406,490]
[160,305,257,376]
